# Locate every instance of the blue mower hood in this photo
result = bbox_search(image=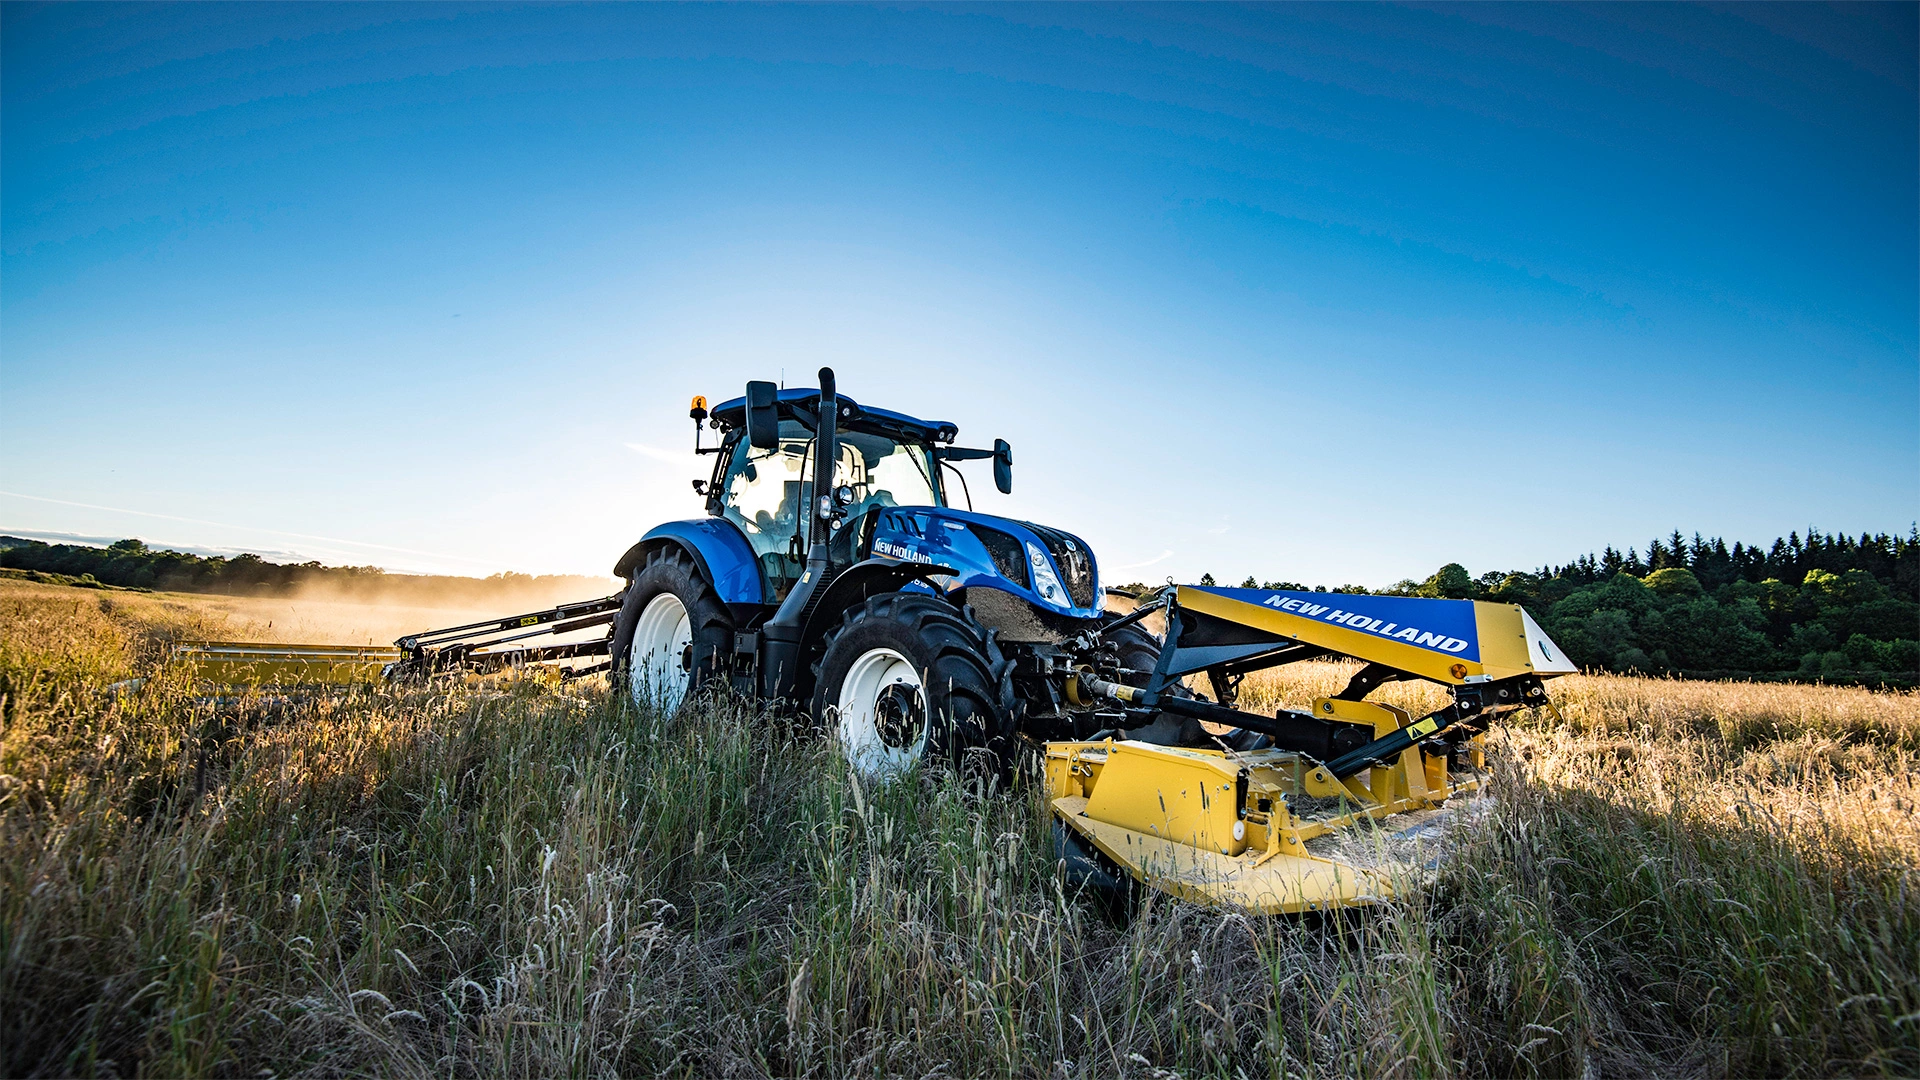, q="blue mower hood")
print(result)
[1179,585,1579,685]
